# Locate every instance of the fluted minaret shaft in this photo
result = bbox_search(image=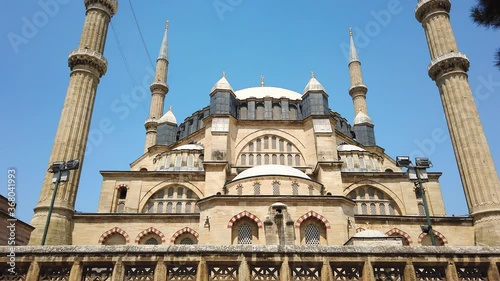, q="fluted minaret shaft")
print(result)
[145,22,170,152]
[29,0,118,245]
[416,0,500,245]
[348,29,369,116]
